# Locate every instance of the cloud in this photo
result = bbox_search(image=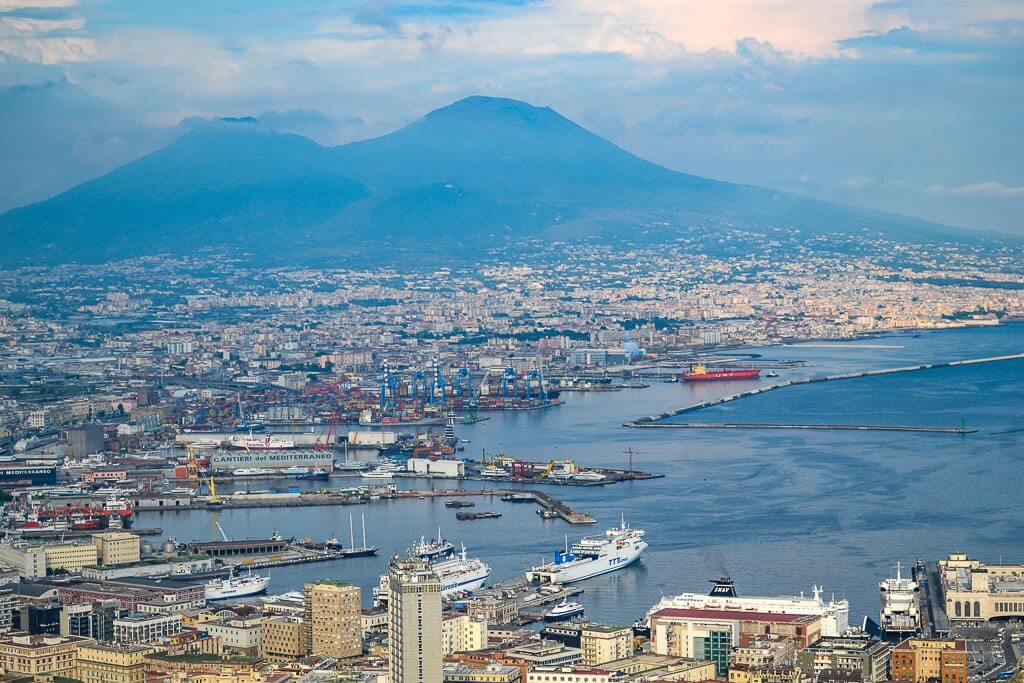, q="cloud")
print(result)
[929,181,1024,197]
[0,0,93,63]
[839,175,875,190]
